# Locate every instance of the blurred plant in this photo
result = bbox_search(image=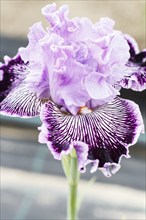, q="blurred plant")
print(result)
[0,3,145,220]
